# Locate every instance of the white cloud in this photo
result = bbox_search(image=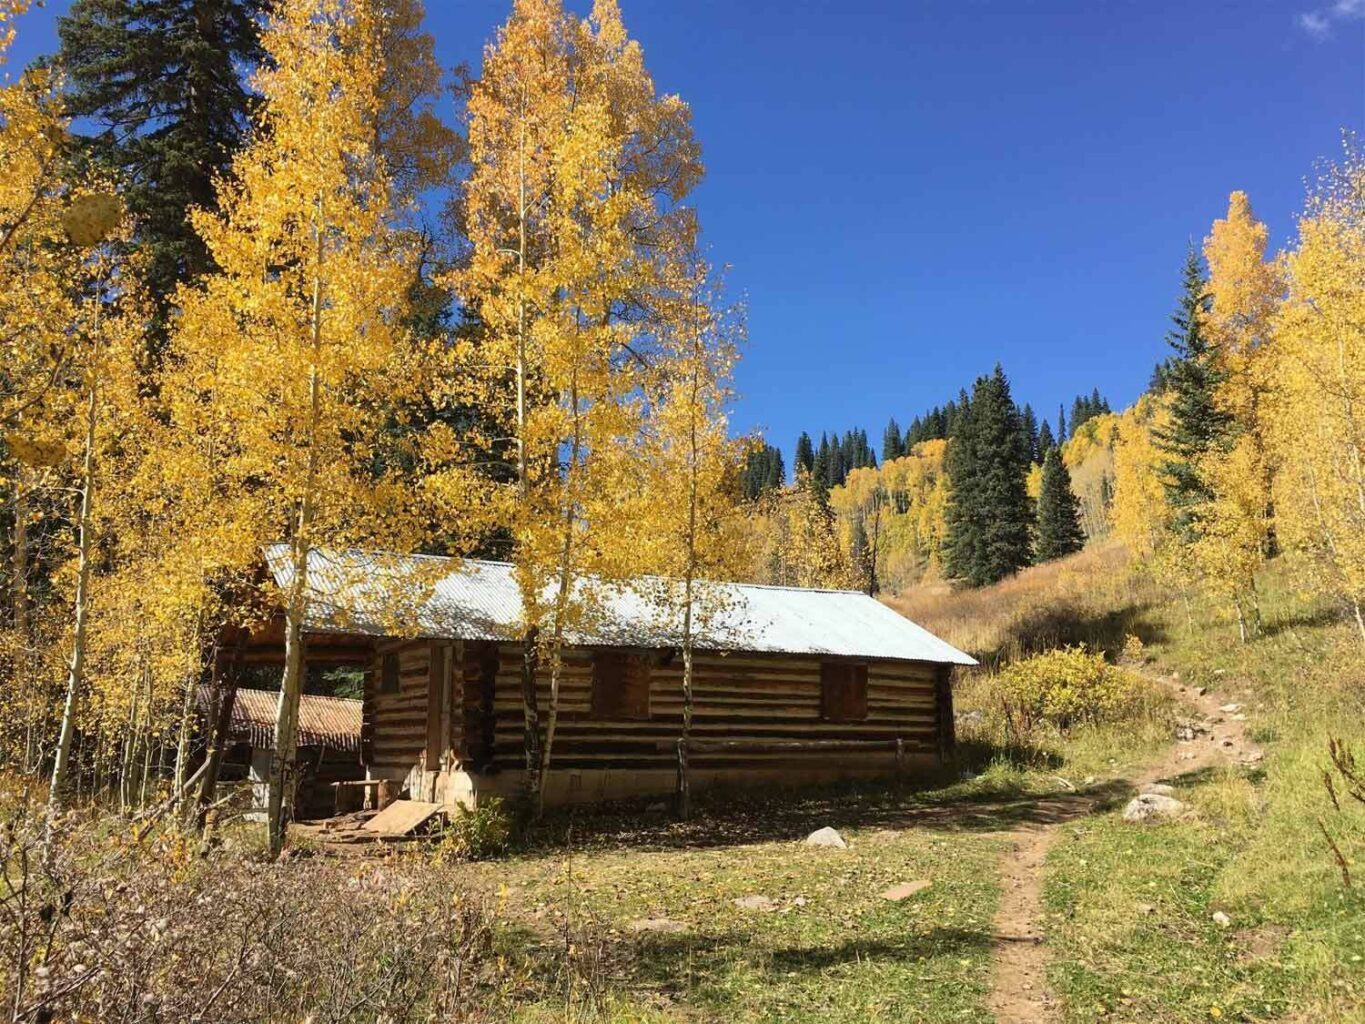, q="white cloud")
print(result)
[1298,0,1365,38]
